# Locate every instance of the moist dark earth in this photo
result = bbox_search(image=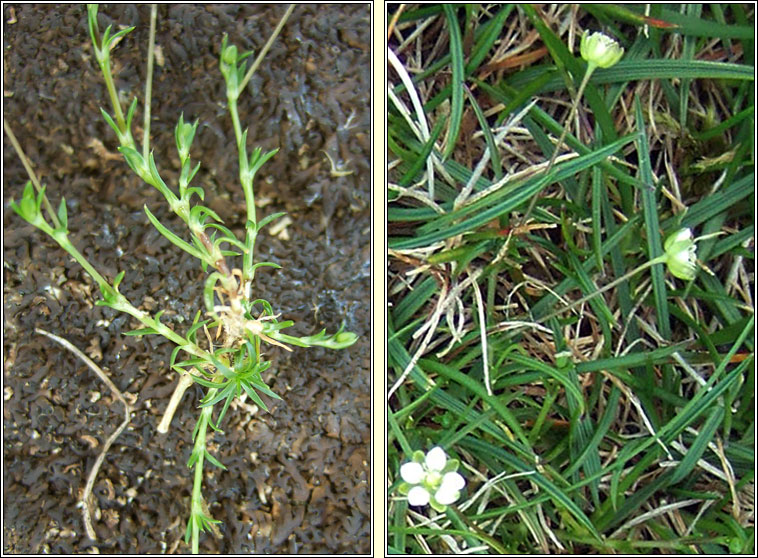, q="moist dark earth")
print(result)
[3,4,370,554]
